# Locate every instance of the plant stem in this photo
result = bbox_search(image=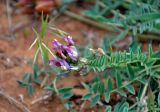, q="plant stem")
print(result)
[63,10,160,40]
[63,10,114,31]
[129,88,159,110]
[42,43,56,58]
[80,101,86,112]
[98,1,126,19]
[33,48,40,64]
[137,77,150,112]
[53,77,59,95]
[6,0,15,39]
[140,77,150,101]
[111,64,160,93]
[0,90,31,112]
